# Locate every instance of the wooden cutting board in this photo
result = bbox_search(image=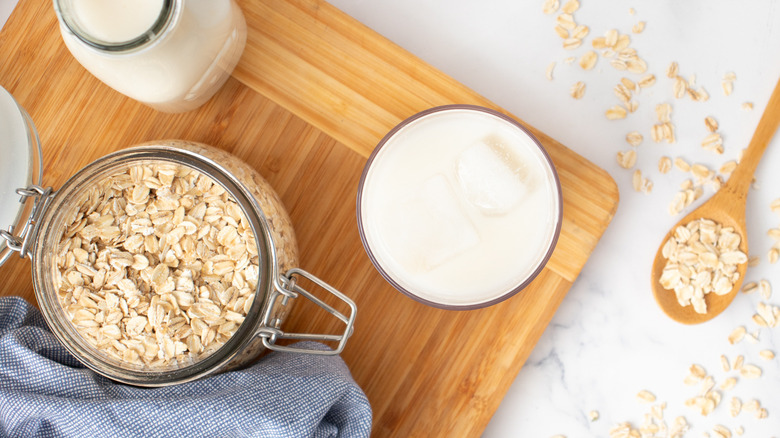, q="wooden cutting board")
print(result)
[0,0,619,436]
